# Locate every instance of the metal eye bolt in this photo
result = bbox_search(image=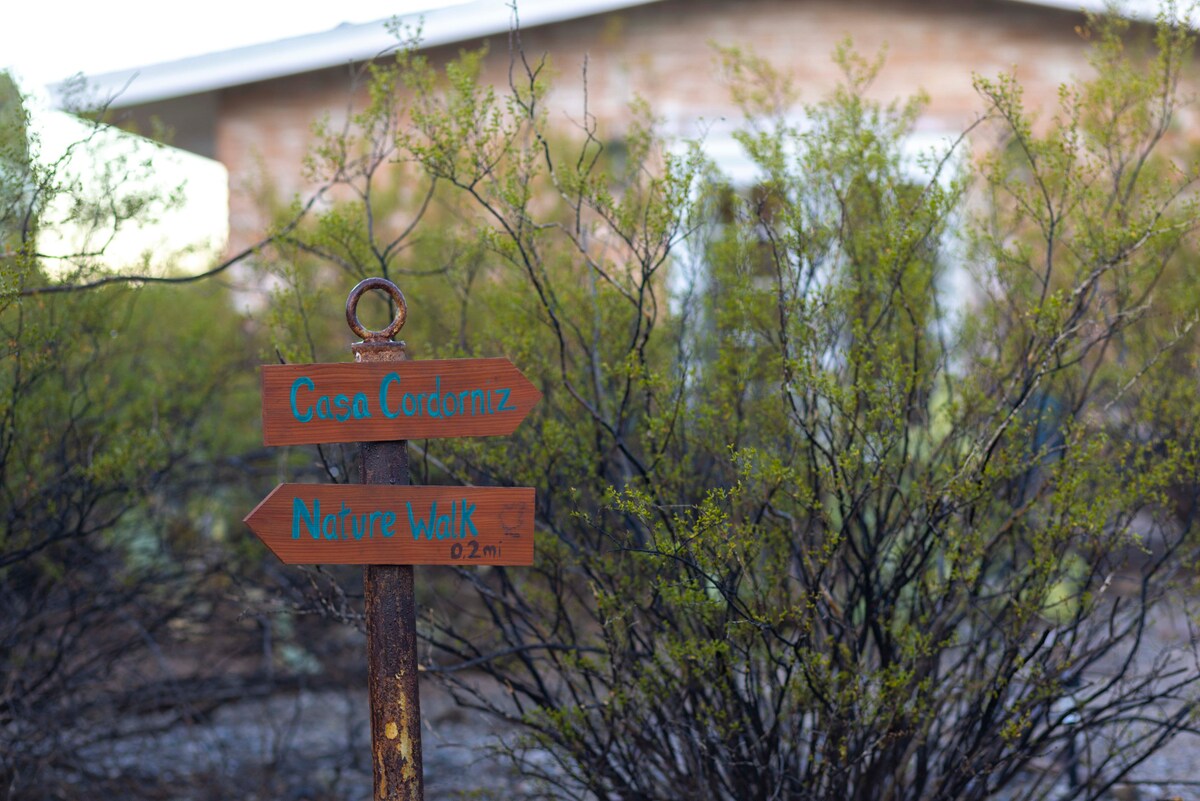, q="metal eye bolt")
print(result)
[346,277,407,342]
